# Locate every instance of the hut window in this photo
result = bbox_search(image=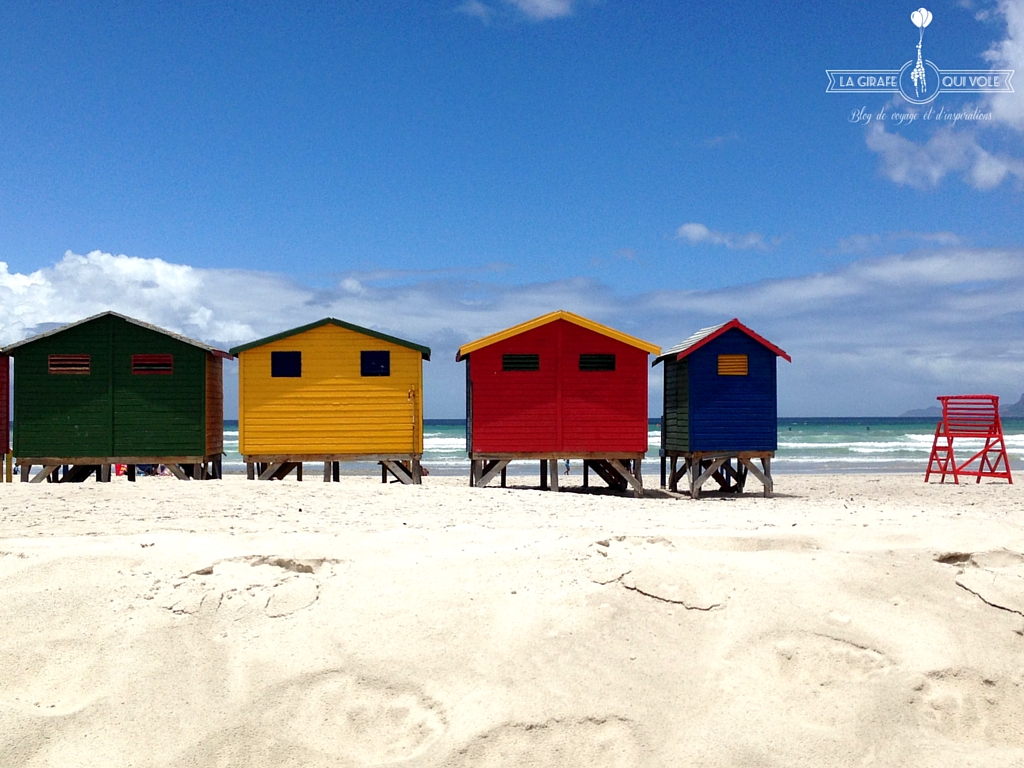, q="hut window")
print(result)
[361,350,390,377]
[718,354,748,376]
[579,354,615,372]
[132,354,173,375]
[48,354,90,374]
[502,354,539,371]
[271,351,302,377]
